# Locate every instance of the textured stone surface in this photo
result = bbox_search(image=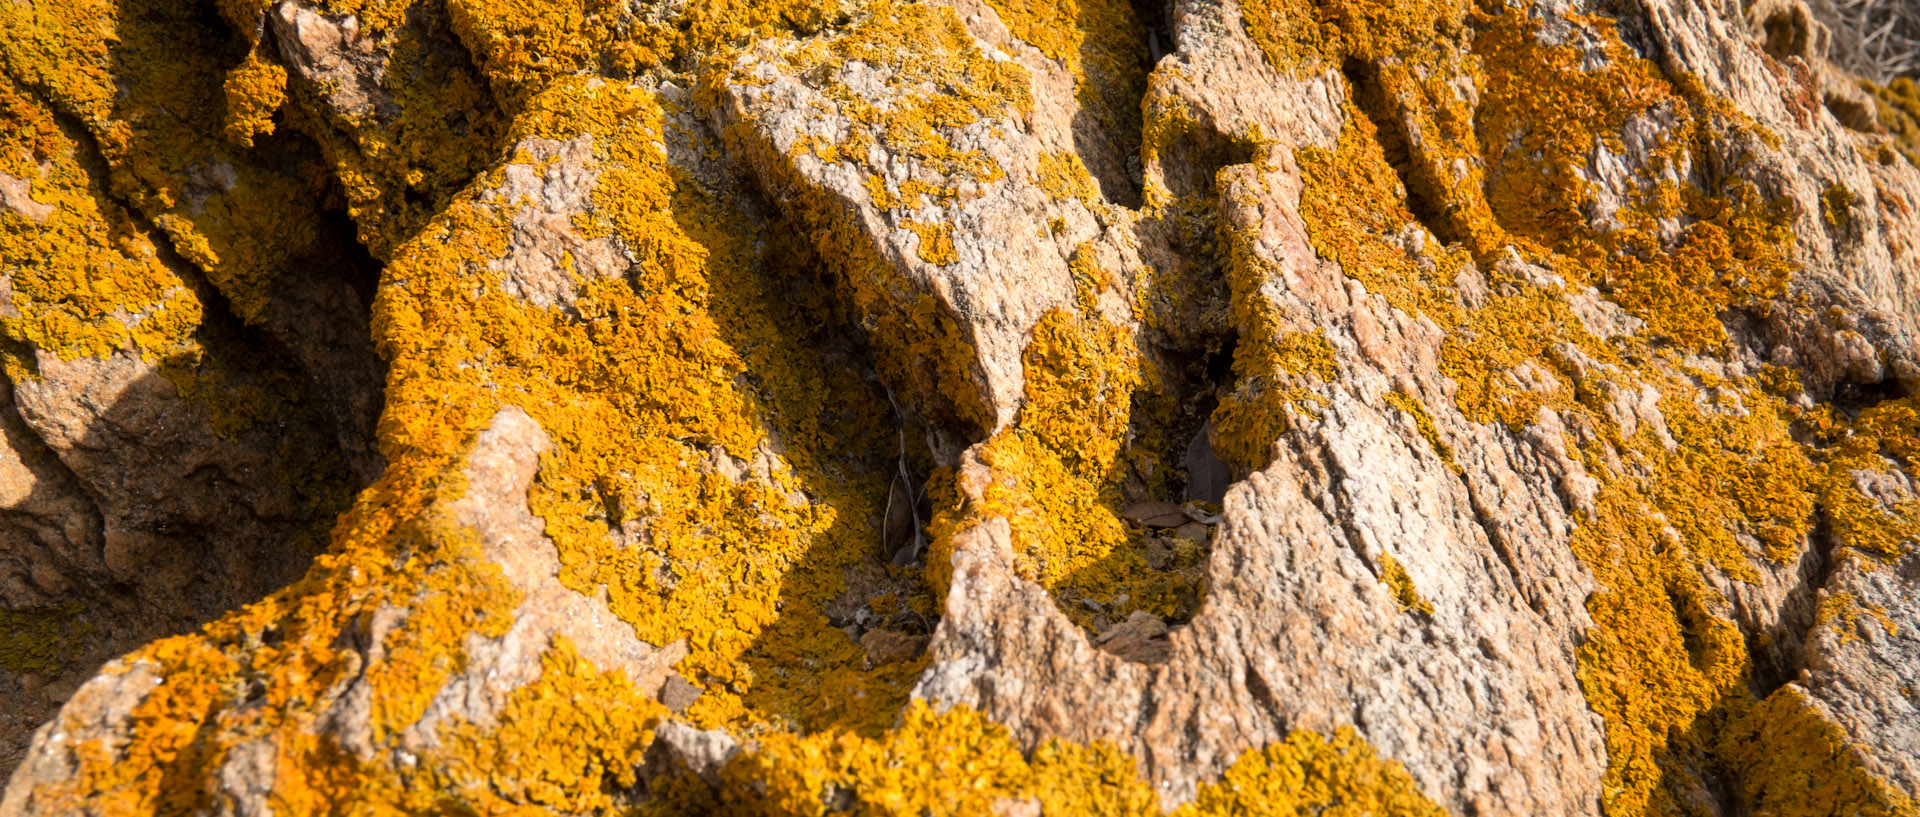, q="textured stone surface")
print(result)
[4,0,1920,812]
